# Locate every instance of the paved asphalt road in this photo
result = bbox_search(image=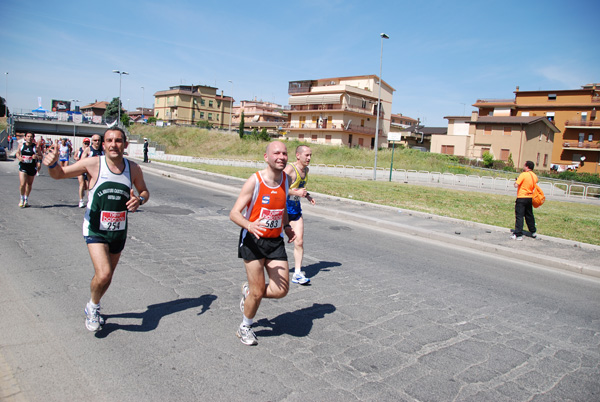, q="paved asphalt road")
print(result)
[0,158,599,402]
